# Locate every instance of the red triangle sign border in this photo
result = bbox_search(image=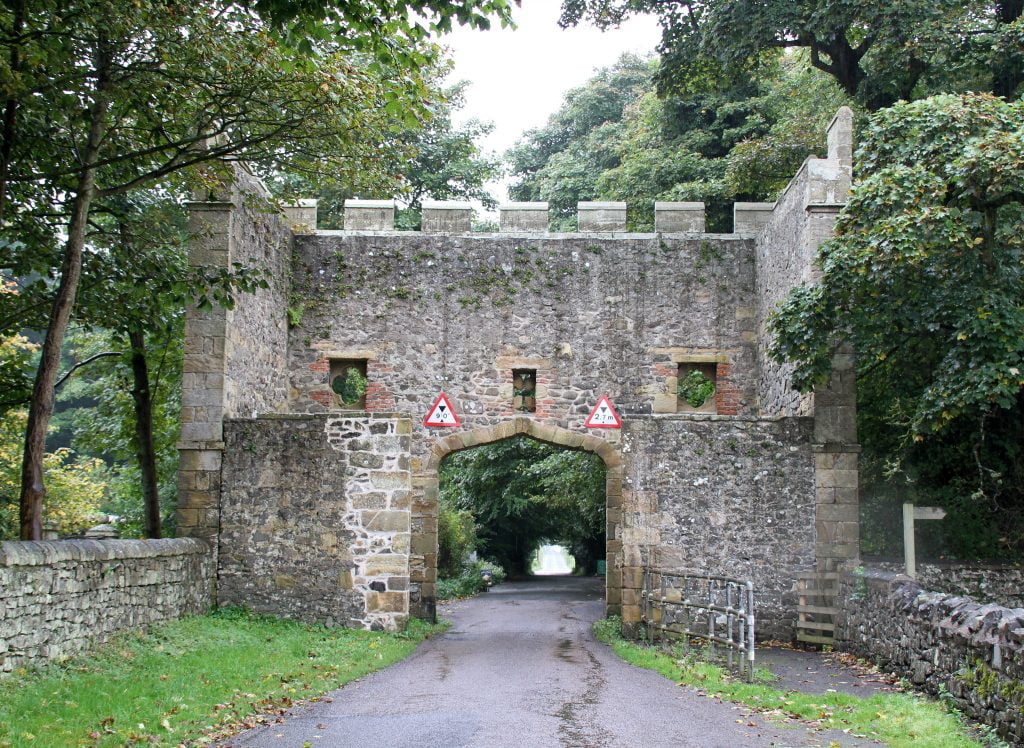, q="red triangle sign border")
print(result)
[584,394,622,429]
[424,391,461,427]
